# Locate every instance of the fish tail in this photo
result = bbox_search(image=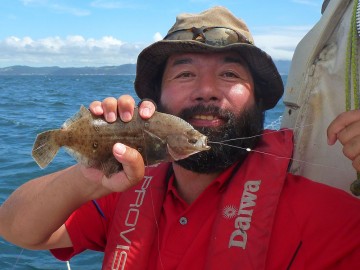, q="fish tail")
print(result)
[32,130,60,168]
